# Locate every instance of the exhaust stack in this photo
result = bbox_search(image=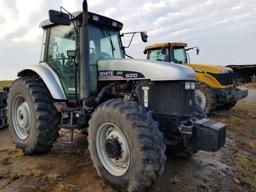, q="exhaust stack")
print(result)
[80,0,91,101]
